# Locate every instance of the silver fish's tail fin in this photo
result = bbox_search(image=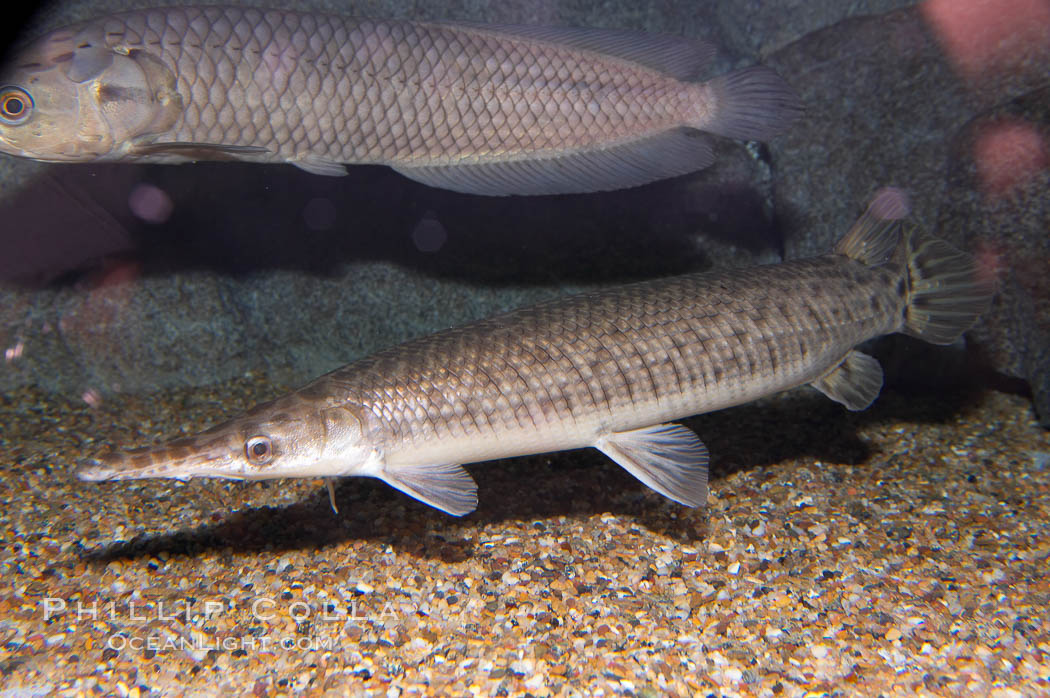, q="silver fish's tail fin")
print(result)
[700,66,803,141]
[902,228,995,345]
